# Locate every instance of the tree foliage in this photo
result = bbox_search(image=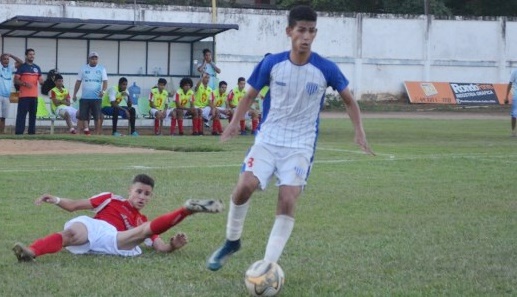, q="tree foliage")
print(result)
[276,0,517,16]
